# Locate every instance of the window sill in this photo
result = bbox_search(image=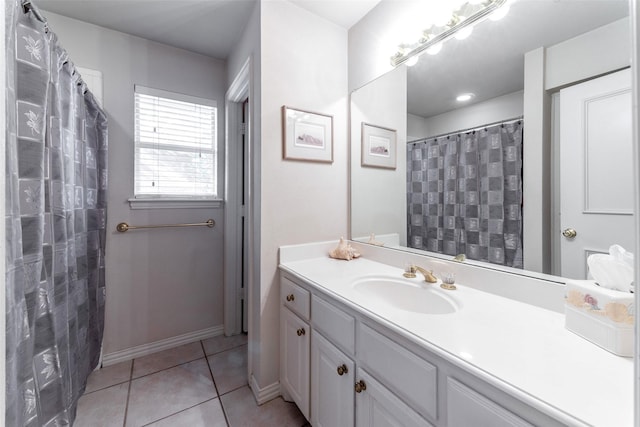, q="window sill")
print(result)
[128,198,224,210]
